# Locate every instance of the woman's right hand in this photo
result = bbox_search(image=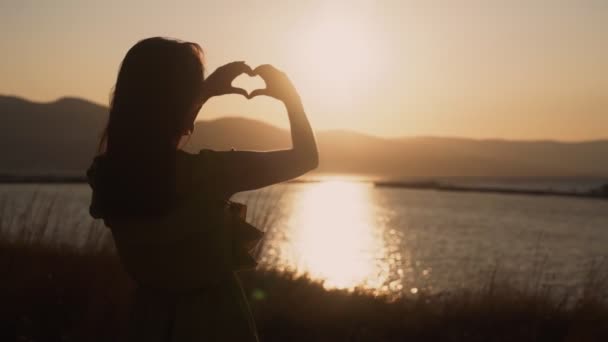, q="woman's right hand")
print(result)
[248,65,301,107]
[202,61,253,99]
